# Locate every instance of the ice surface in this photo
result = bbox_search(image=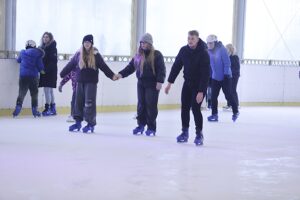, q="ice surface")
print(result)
[0,107,300,200]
